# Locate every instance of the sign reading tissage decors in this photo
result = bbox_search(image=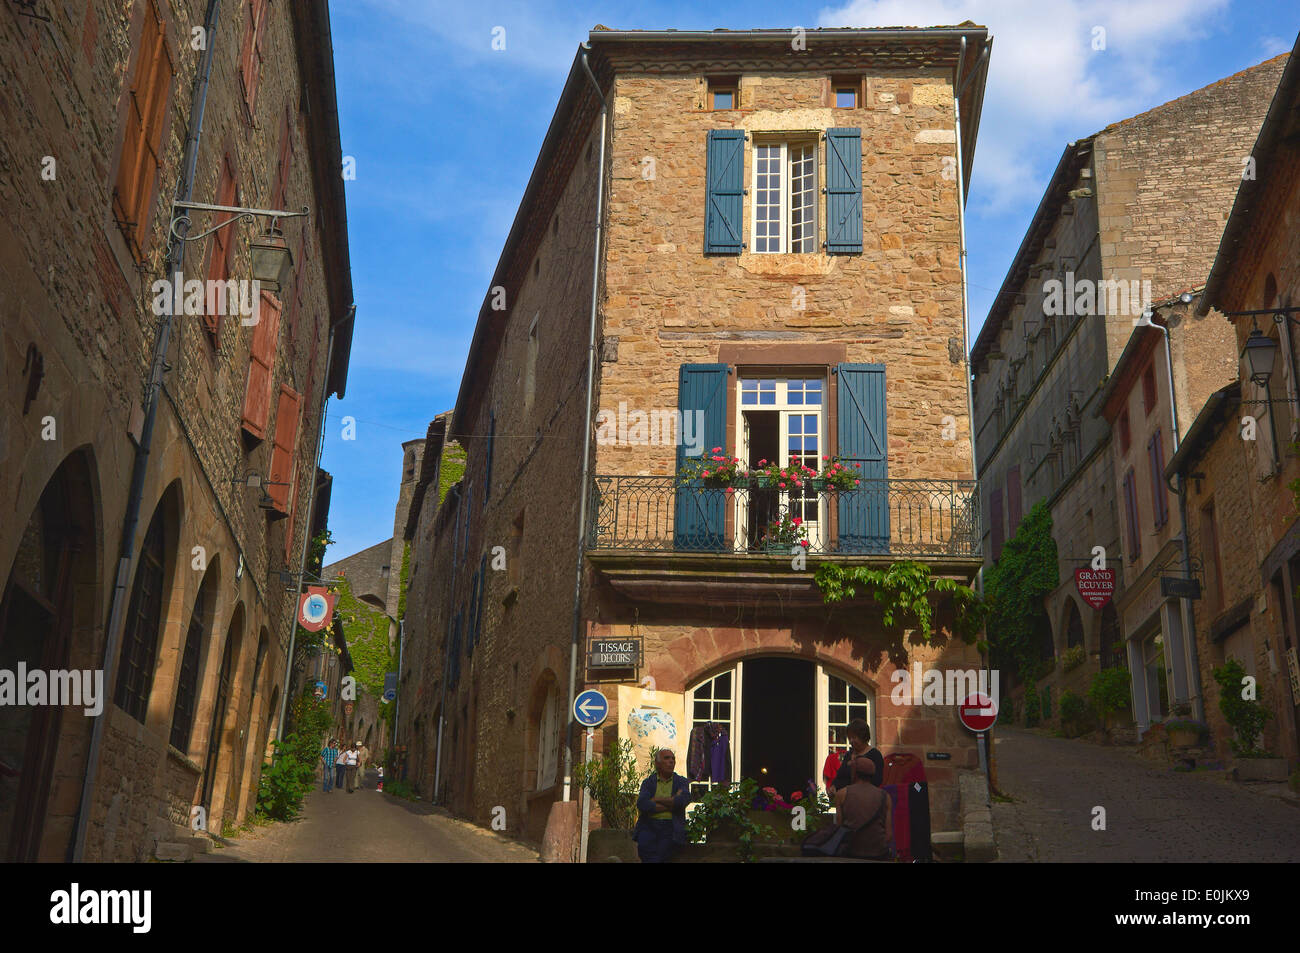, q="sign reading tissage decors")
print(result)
[298,586,336,631]
[587,638,642,668]
[1074,568,1115,610]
